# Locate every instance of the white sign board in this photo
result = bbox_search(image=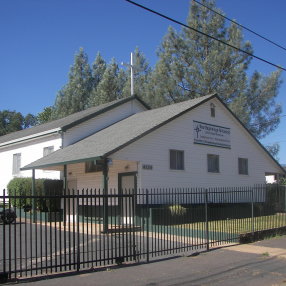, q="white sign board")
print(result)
[193,121,231,149]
